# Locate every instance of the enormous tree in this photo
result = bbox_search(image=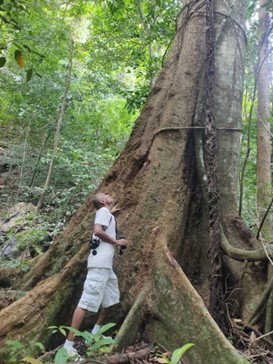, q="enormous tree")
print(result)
[1,0,267,362]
